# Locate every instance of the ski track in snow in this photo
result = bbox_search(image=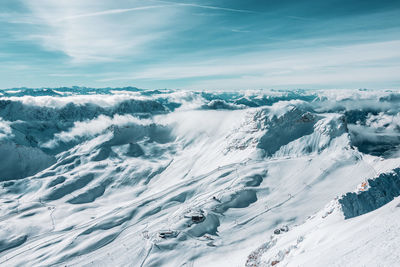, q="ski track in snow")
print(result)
[0,87,399,266]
